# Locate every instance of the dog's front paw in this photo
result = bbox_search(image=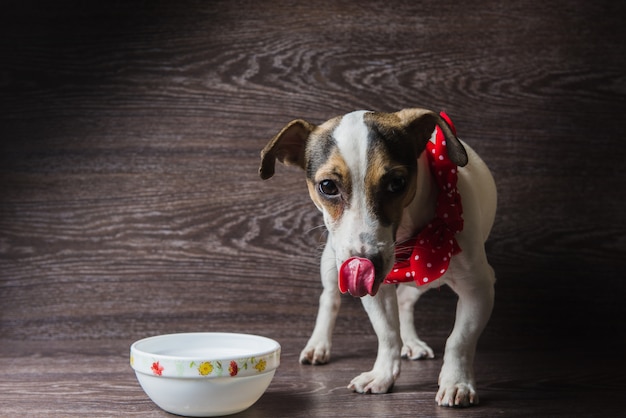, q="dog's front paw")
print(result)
[348,369,398,394]
[436,381,478,407]
[299,342,331,365]
[401,337,434,360]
